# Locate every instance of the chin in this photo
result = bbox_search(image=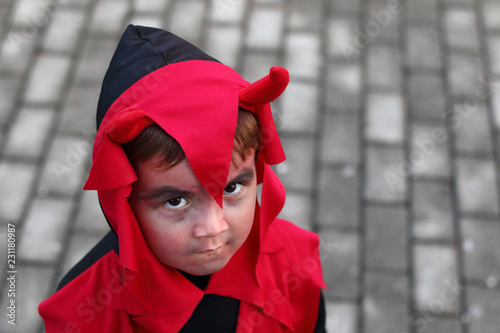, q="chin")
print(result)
[186,258,231,276]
